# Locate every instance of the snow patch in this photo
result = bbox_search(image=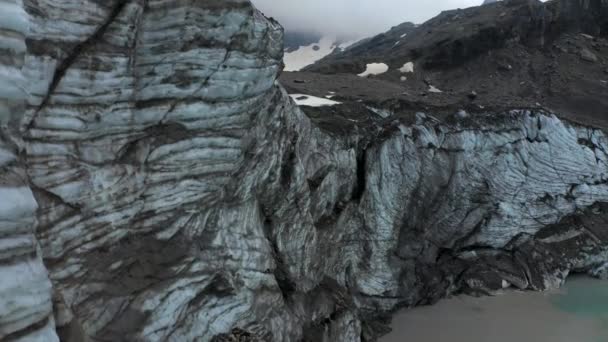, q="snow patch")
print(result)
[428,85,443,93]
[283,37,364,71]
[400,33,408,38]
[400,76,407,82]
[283,37,335,72]
[358,63,389,77]
[289,94,341,107]
[399,62,414,73]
